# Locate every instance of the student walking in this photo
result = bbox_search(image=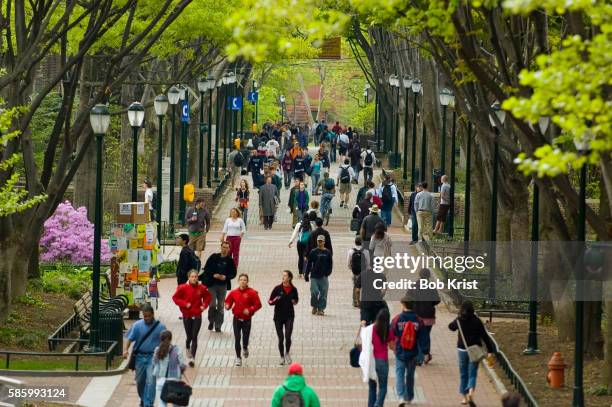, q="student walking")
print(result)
[307,217,333,256]
[408,184,422,244]
[310,154,322,194]
[292,182,310,222]
[369,223,392,261]
[268,270,299,365]
[392,296,423,406]
[271,362,321,407]
[360,205,384,258]
[349,145,361,183]
[172,270,212,366]
[347,236,370,308]
[281,150,293,189]
[434,174,451,234]
[235,180,250,226]
[259,176,279,230]
[221,208,246,268]
[305,235,333,316]
[289,211,316,277]
[175,234,198,285]
[123,304,166,407]
[185,197,211,261]
[378,175,398,226]
[228,145,245,188]
[448,301,496,406]
[225,274,262,366]
[413,268,440,365]
[143,180,155,220]
[151,330,187,407]
[415,182,434,241]
[361,309,395,407]
[337,158,355,208]
[361,147,376,185]
[199,242,237,332]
